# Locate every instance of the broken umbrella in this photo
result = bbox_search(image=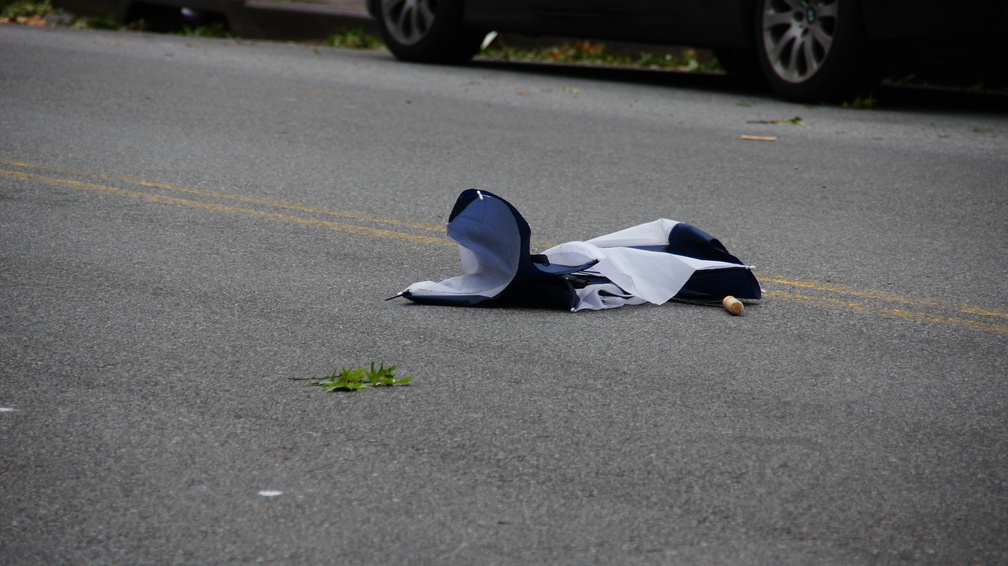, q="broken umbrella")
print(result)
[389,189,761,311]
